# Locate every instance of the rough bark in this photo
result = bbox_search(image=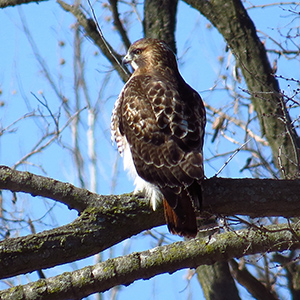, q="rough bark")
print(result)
[1,223,299,300]
[2,167,300,219]
[0,0,47,8]
[1,167,300,282]
[0,166,164,279]
[144,0,178,53]
[197,262,241,300]
[0,199,164,279]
